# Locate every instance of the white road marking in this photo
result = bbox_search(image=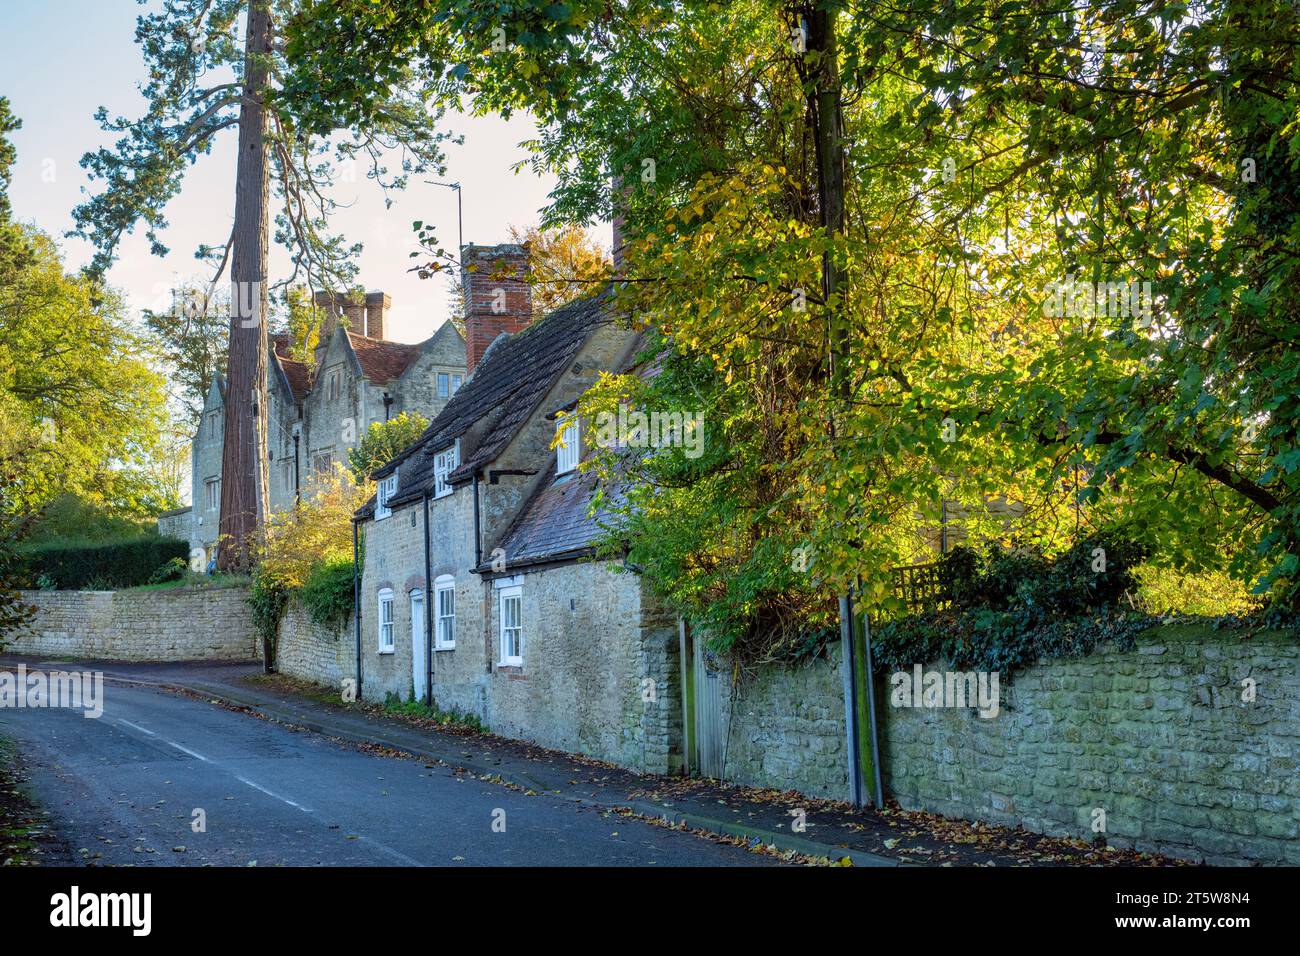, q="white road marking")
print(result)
[165,740,210,762]
[112,717,312,813]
